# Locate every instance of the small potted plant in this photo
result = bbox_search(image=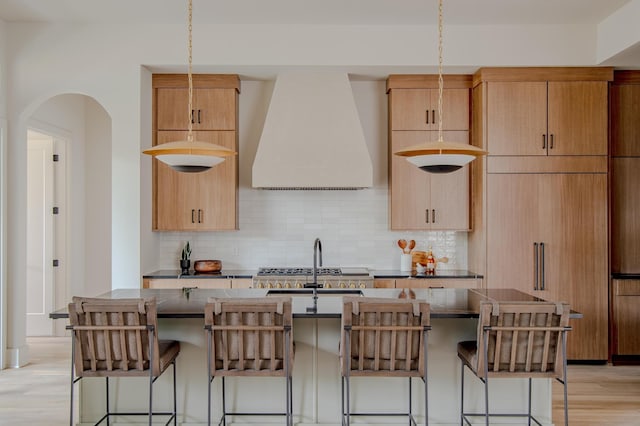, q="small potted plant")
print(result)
[180,241,191,275]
